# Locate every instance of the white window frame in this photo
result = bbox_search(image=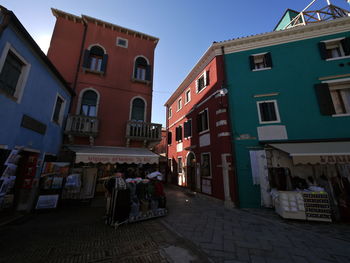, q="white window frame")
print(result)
[116,37,128,48]
[177,97,182,111]
[198,108,209,134]
[51,93,66,126]
[256,100,281,124]
[129,96,147,121]
[201,152,212,178]
[177,156,183,174]
[322,38,350,61]
[0,42,31,103]
[196,70,209,94]
[76,87,100,116]
[185,88,191,104]
[326,80,350,117]
[251,52,271,72]
[168,107,172,119]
